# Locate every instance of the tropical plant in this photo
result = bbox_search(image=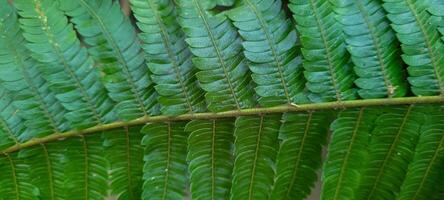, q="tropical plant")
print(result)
[0,0,443,200]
